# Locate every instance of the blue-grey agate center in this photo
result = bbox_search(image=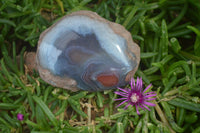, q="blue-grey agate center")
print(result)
[38,15,137,91]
